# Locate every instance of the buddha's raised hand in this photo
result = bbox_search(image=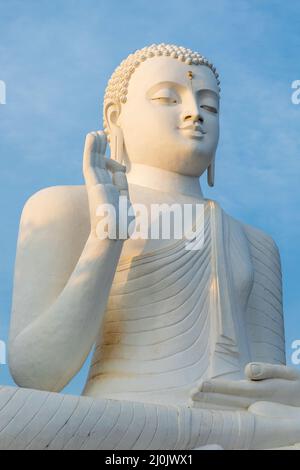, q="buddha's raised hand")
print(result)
[190,363,300,410]
[83,131,132,240]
